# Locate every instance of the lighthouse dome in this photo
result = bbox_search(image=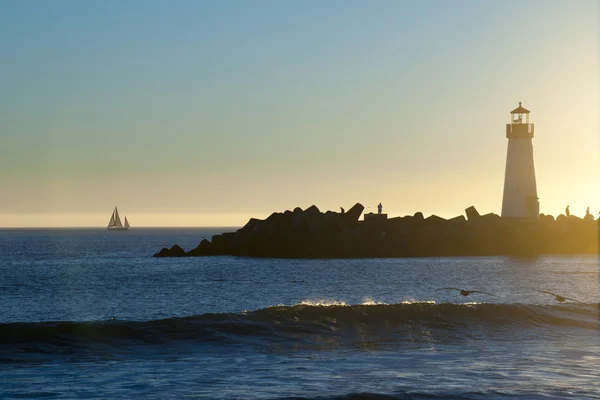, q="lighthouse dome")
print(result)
[510,102,530,114]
